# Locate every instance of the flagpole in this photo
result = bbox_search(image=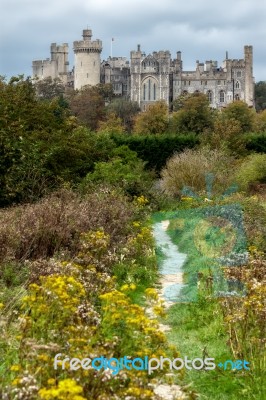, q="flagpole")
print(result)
[111,38,113,58]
